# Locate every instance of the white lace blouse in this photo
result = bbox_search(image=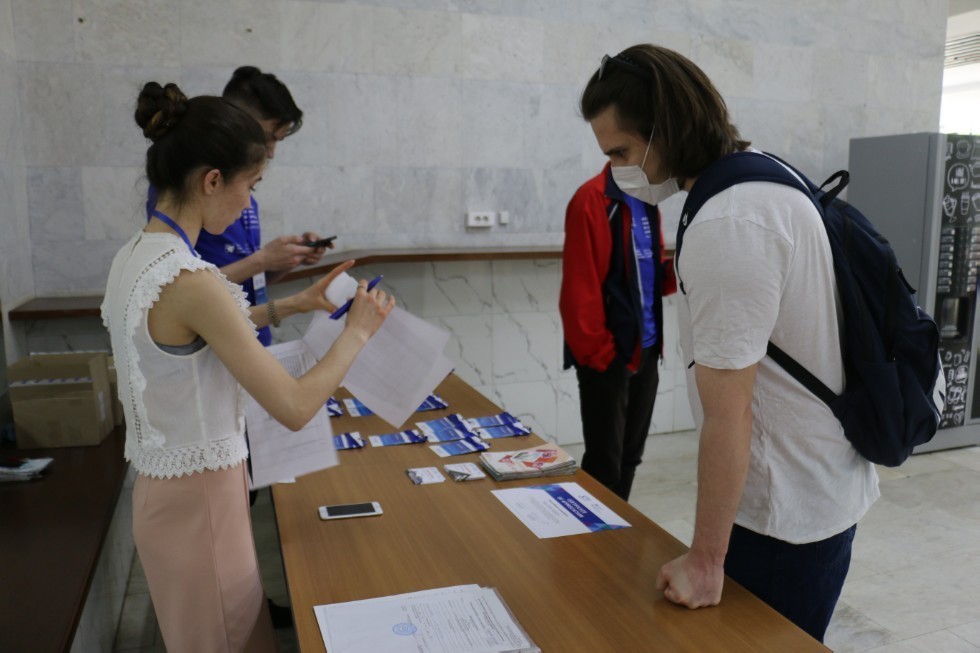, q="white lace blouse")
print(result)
[101,232,254,479]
